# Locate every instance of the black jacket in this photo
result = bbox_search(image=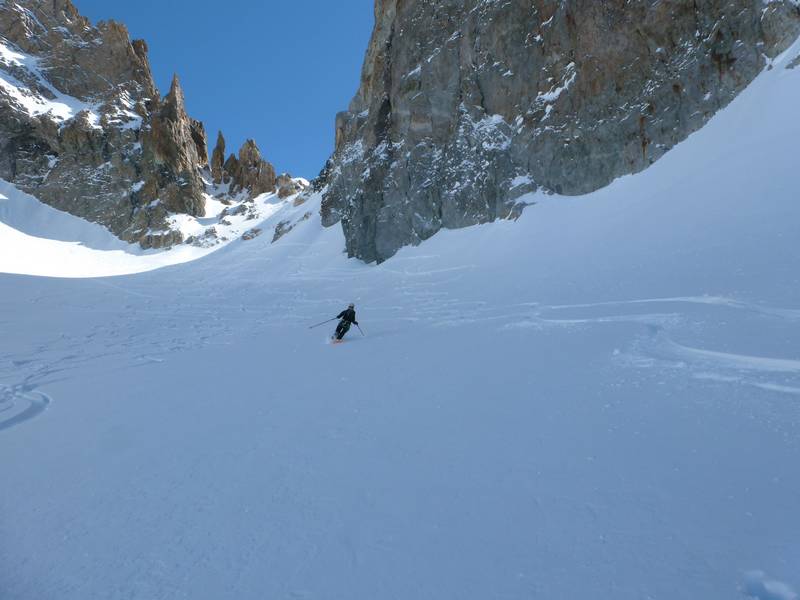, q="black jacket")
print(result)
[337,308,358,325]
